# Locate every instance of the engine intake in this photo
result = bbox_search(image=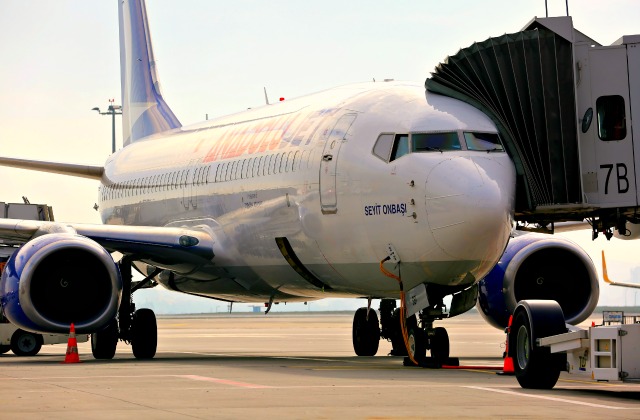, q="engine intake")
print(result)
[0,233,122,334]
[477,233,599,329]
